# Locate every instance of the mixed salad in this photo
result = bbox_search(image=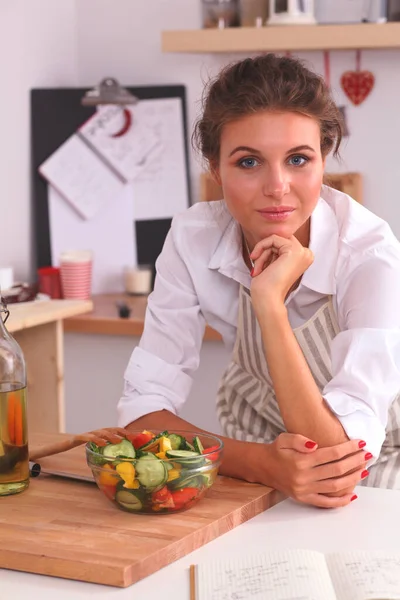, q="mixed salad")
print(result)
[87,430,221,514]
